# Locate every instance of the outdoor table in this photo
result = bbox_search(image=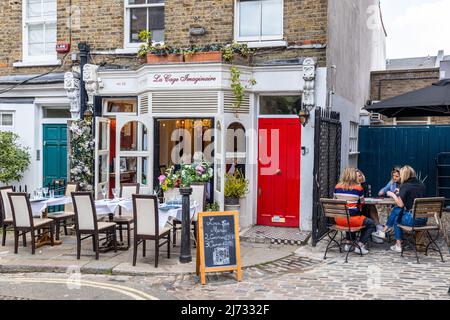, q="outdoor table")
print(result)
[364,197,396,206]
